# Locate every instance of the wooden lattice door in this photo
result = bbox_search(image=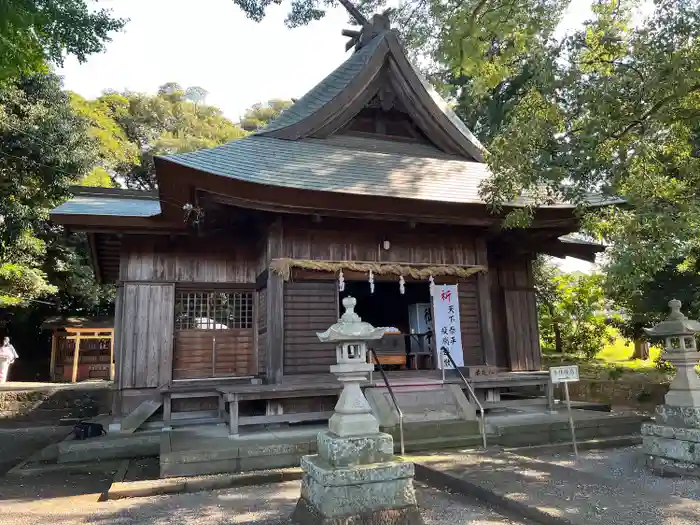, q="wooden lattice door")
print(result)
[173,289,255,379]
